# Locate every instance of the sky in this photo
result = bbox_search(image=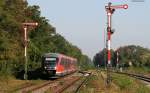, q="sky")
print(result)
[27,0,150,59]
